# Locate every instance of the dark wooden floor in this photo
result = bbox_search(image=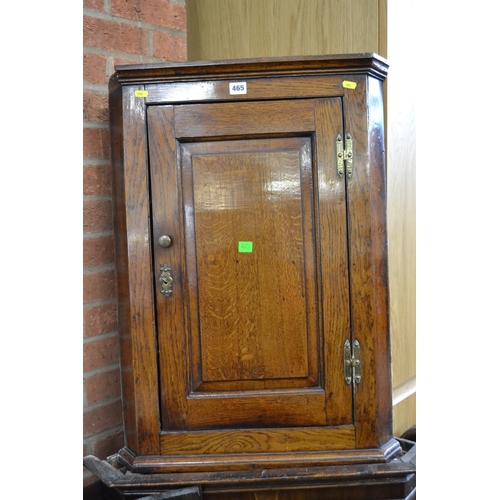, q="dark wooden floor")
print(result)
[84,481,102,500]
